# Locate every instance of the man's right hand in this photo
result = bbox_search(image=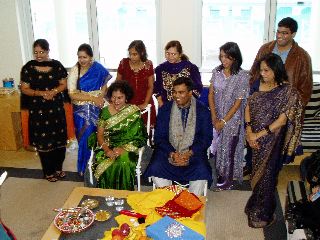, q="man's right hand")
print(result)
[170,152,189,166]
